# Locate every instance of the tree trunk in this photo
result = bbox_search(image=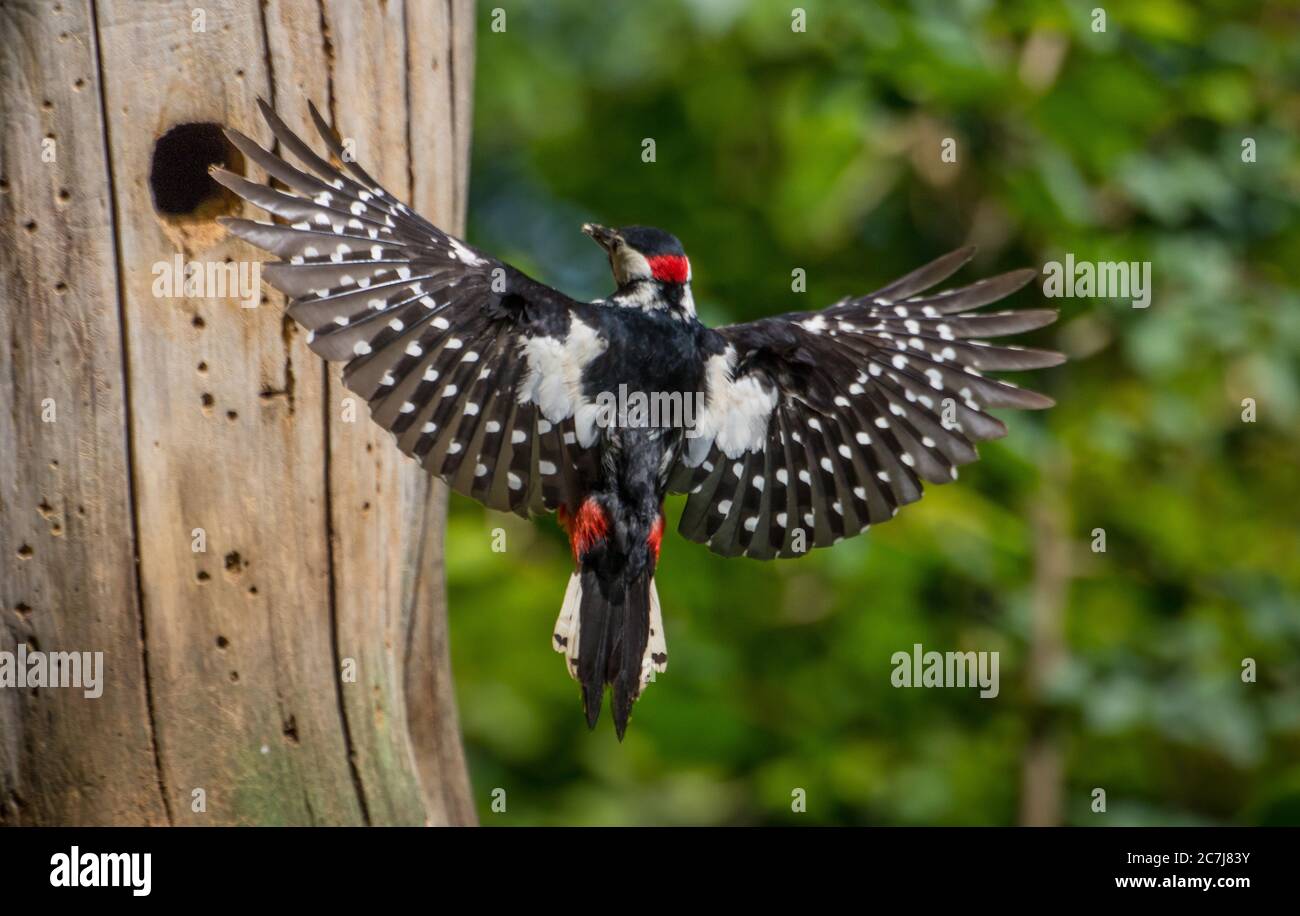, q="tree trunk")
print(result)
[0,0,476,826]
[1019,455,1071,827]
